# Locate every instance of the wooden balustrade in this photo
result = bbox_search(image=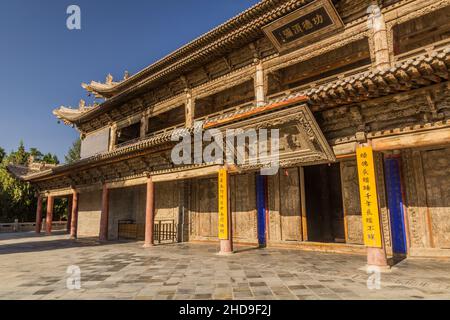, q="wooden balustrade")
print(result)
[118,219,178,244]
[0,220,67,233]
